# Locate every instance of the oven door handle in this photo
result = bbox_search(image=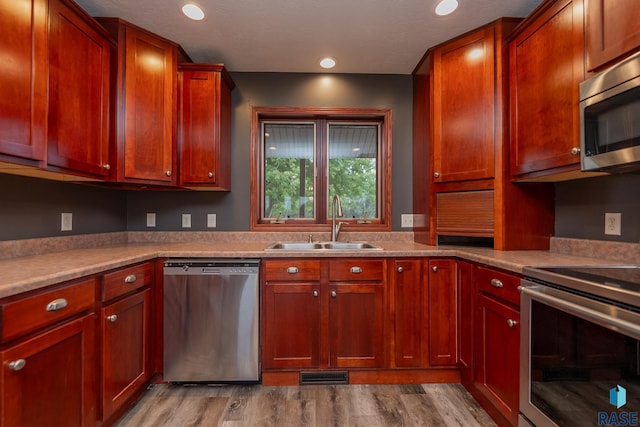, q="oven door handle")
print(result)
[520,284,640,340]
